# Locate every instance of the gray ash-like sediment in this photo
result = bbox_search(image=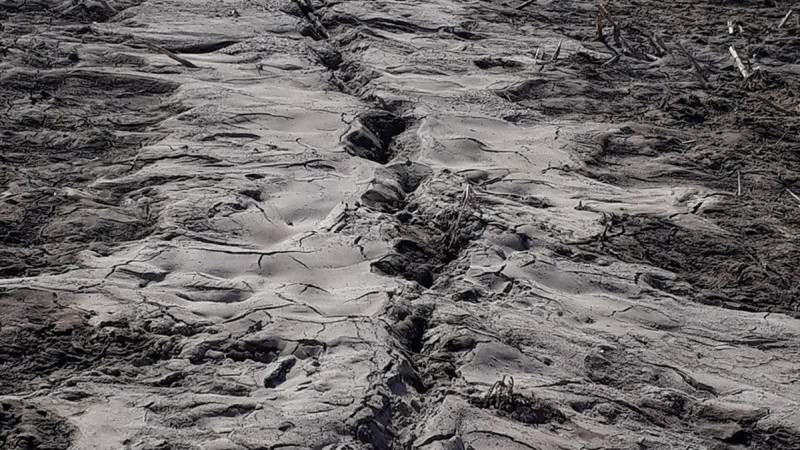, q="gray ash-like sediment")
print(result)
[1,0,799,449]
